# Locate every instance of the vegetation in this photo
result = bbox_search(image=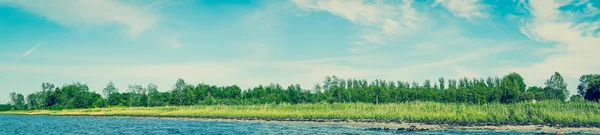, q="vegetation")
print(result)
[2,101,600,126]
[2,71,600,125]
[3,72,599,110]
